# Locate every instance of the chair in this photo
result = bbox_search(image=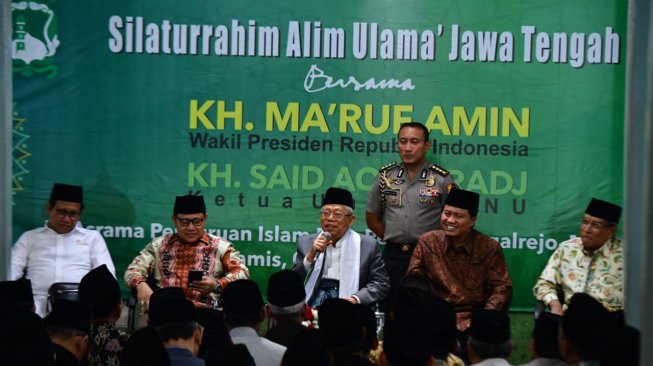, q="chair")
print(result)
[47,282,80,314]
